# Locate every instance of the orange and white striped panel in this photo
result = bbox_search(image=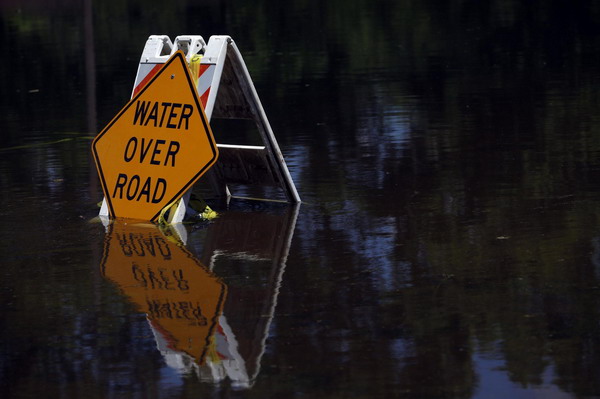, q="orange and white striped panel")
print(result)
[196,63,216,108]
[131,63,162,98]
[132,61,216,109]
